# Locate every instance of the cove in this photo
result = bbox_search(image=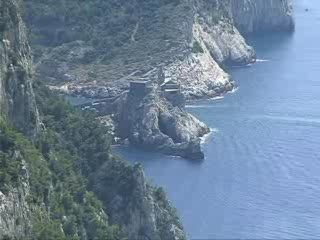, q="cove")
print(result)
[116,0,320,238]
